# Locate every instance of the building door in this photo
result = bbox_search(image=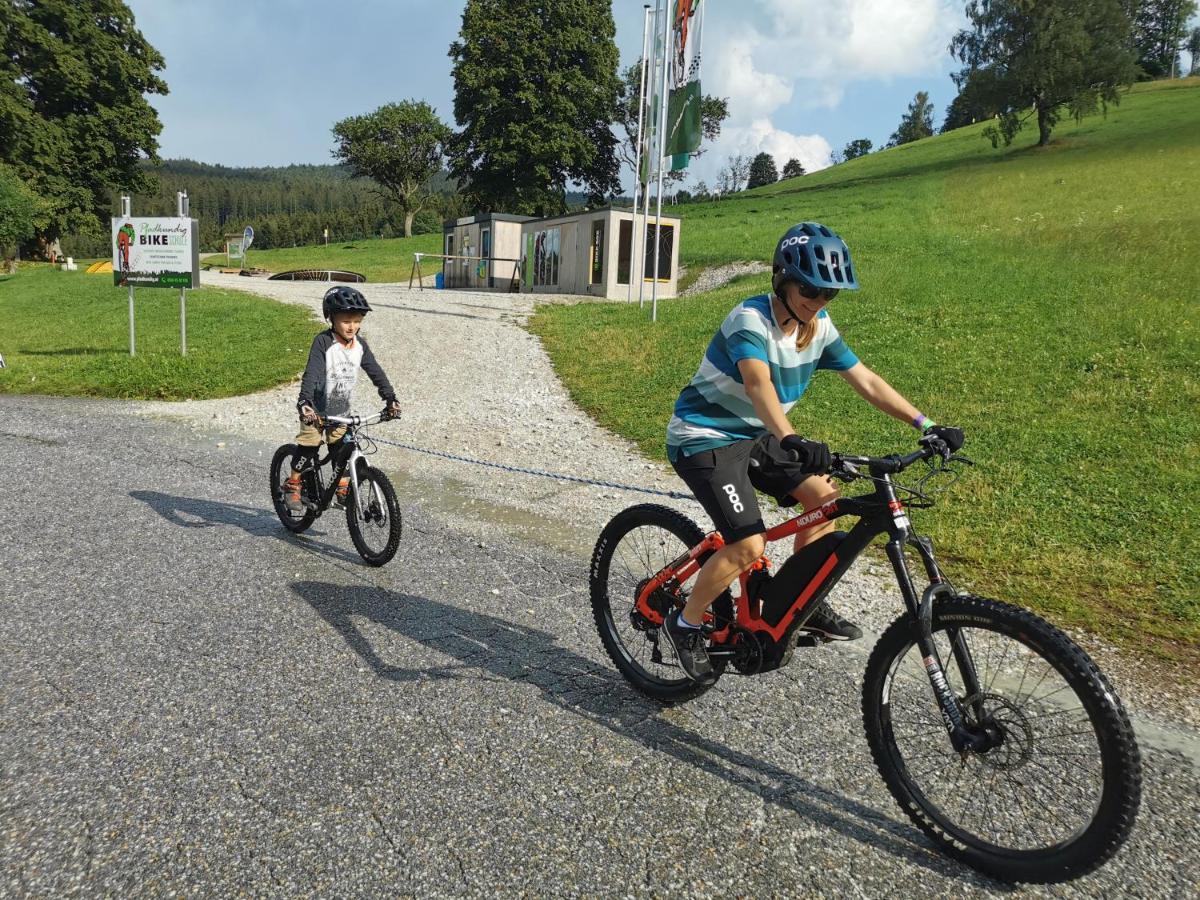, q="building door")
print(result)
[480,227,492,288]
